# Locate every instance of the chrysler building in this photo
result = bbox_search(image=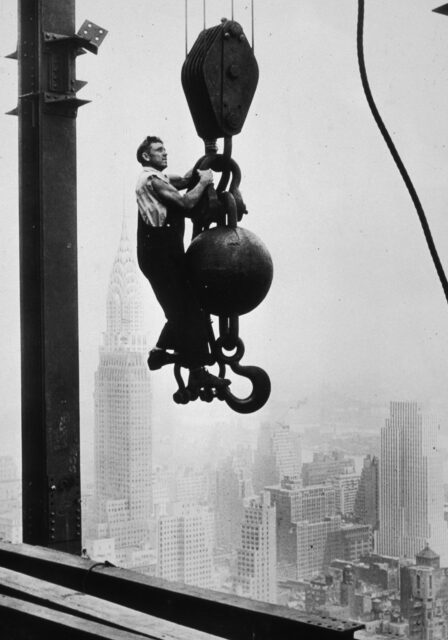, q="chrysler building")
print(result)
[94,220,152,532]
